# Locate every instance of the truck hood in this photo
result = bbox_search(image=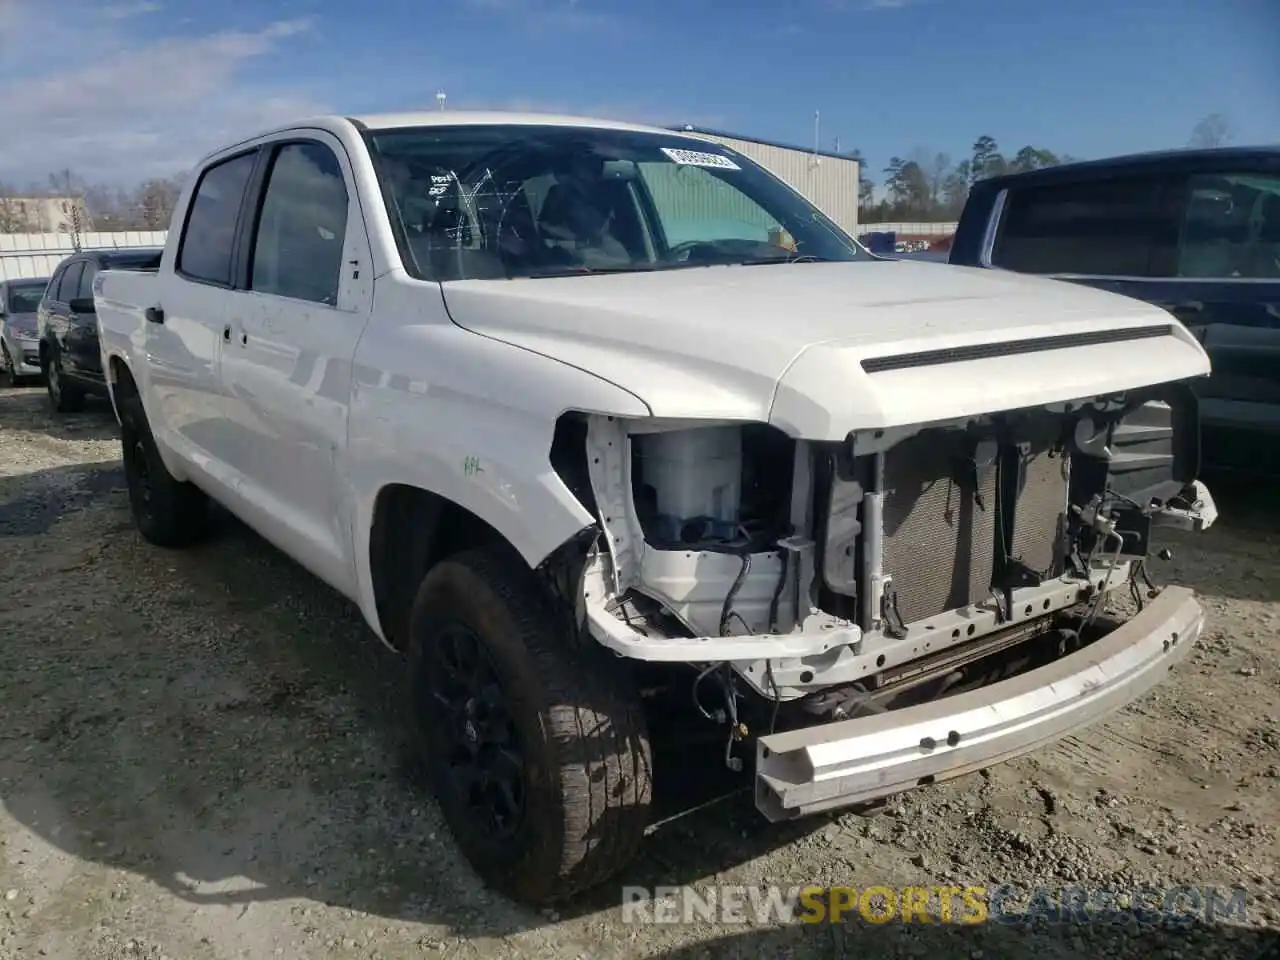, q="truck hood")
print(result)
[439,259,1211,440]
